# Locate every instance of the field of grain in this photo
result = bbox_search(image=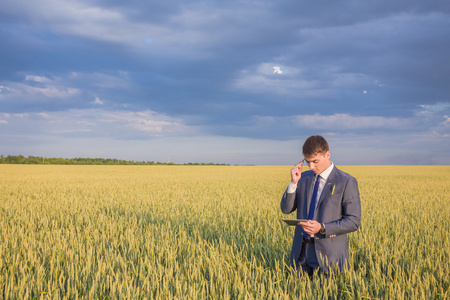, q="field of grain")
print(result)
[0,165,449,299]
